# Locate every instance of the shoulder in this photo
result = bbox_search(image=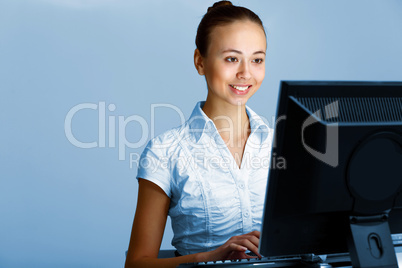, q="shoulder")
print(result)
[143,122,190,155]
[142,101,206,156]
